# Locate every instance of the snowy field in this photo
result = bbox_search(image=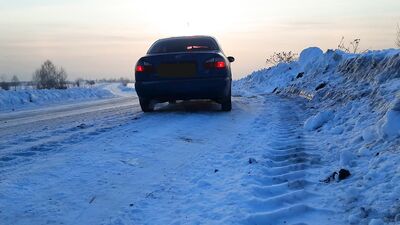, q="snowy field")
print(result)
[0,48,399,225]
